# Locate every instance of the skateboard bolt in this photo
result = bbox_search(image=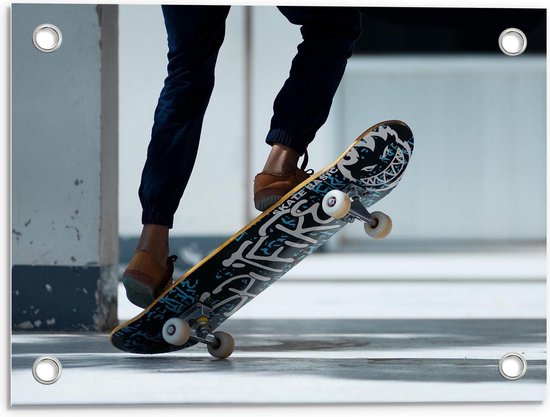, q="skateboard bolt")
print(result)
[167,325,176,336]
[327,196,337,207]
